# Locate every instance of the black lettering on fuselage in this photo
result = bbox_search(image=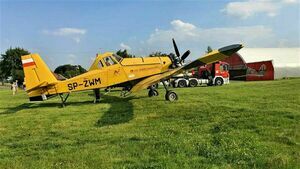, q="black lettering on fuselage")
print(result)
[68,83,73,90]
[67,82,78,91]
[68,78,101,90]
[89,79,95,86]
[73,82,78,90]
[94,78,101,85]
[84,80,88,87]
